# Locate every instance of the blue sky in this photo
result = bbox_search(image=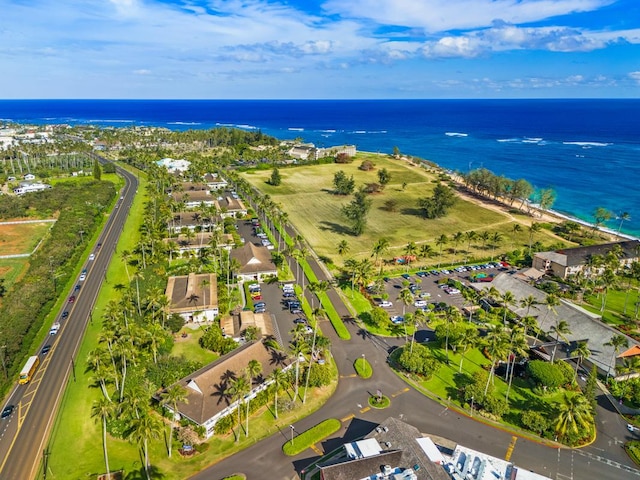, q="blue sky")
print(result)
[1,0,639,98]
